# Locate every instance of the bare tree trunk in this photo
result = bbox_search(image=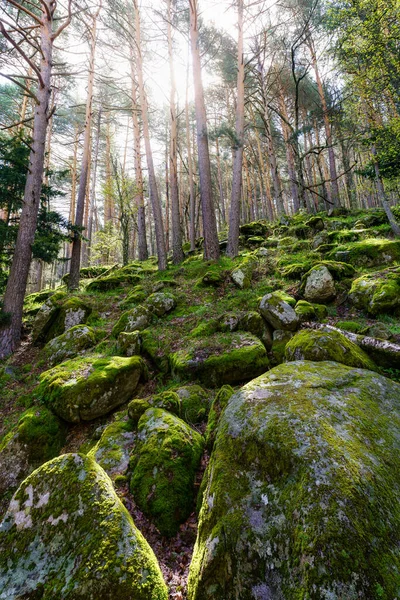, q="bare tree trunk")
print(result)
[227,0,244,257]
[133,0,167,270]
[189,0,220,260]
[165,139,170,252]
[279,89,300,213]
[308,38,340,207]
[87,107,101,264]
[130,51,148,261]
[167,0,184,263]
[69,4,100,290]
[371,145,400,236]
[185,65,196,251]
[264,110,284,216]
[0,3,59,357]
